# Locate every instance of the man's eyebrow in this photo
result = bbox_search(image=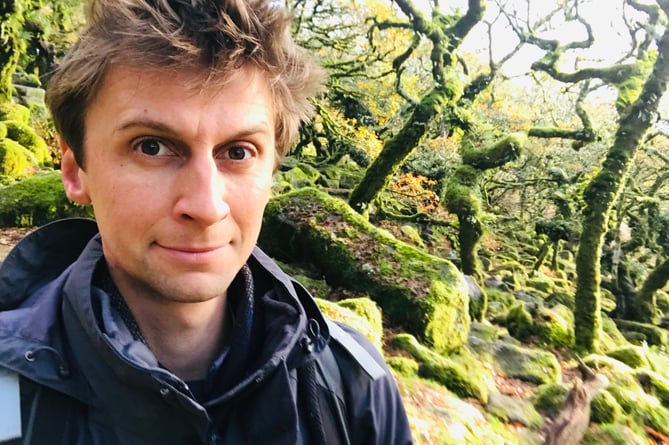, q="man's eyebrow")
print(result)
[115,117,274,138]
